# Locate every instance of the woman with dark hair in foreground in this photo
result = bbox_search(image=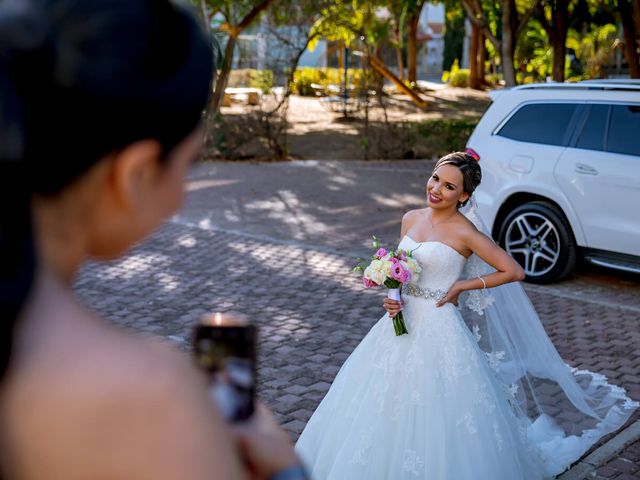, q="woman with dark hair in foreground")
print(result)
[0,1,303,478]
